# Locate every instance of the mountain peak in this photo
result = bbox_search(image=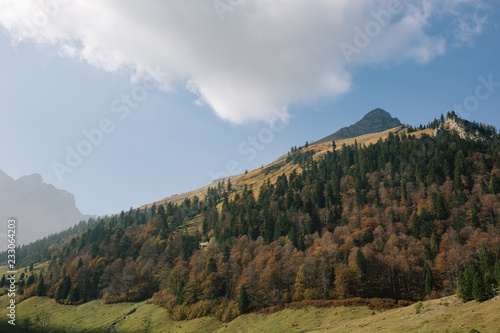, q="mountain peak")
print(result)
[0,169,88,245]
[17,173,43,184]
[363,108,393,120]
[314,108,402,144]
